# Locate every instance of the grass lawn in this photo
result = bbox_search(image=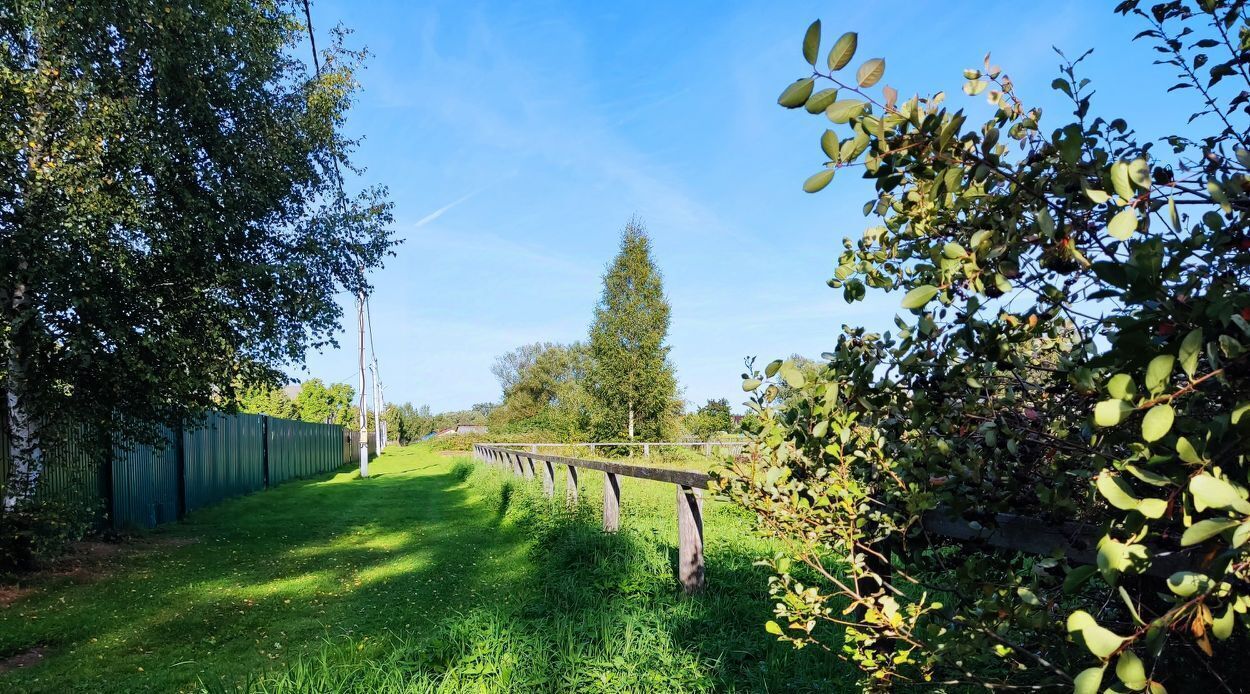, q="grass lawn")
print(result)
[1,444,851,692]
